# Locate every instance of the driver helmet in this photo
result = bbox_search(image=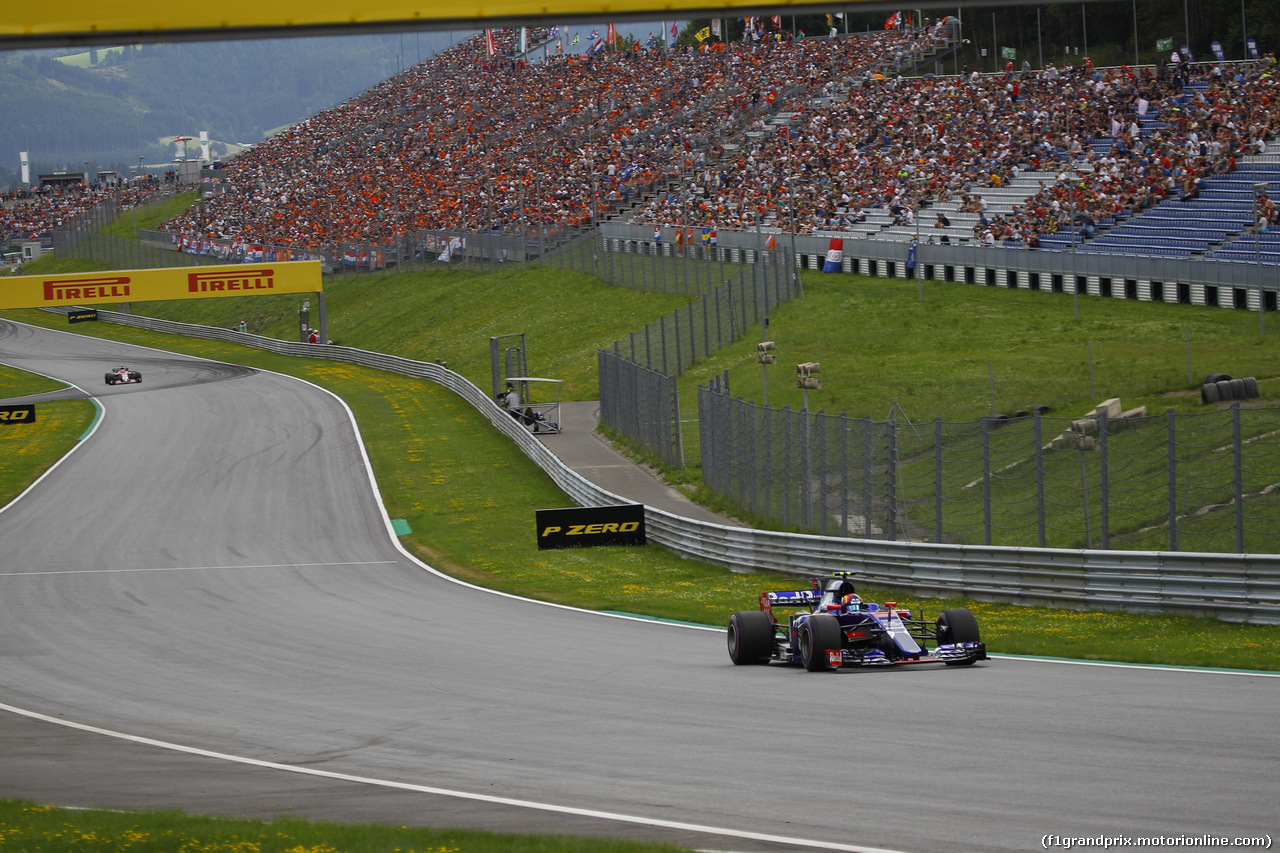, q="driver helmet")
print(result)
[842,593,863,611]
